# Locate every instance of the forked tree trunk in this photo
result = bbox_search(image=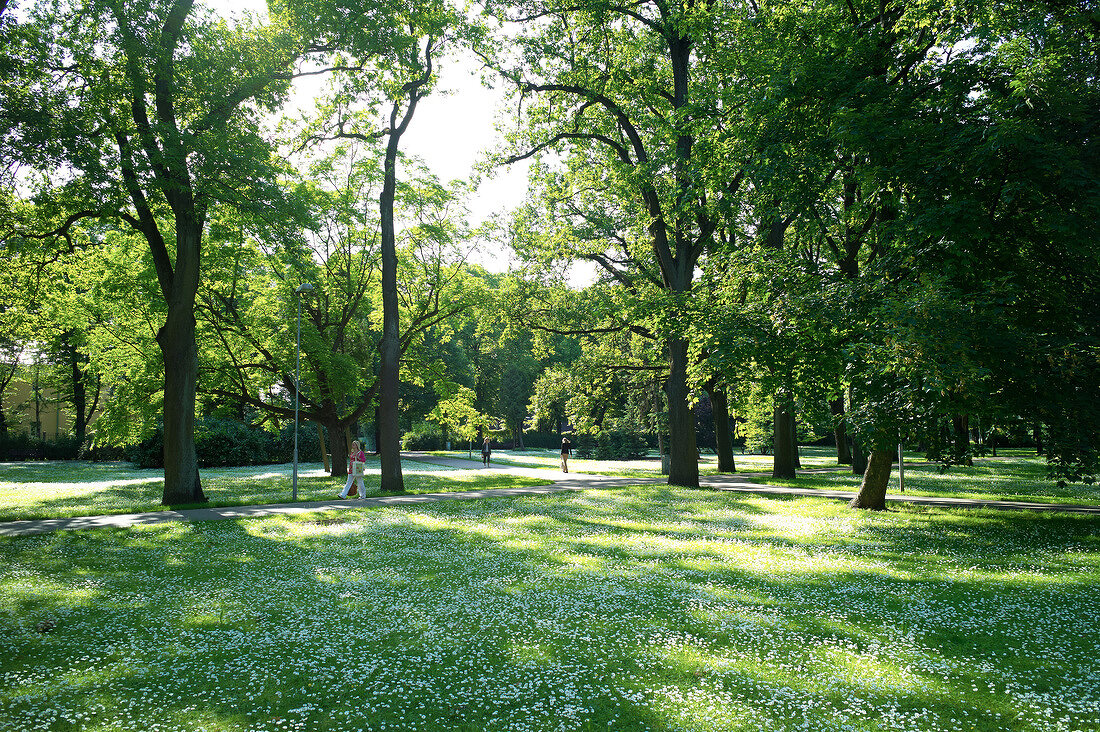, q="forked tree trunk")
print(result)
[772,393,797,479]
[849,448,893,510]
[666,338,699,487]
[707,383,736,473]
